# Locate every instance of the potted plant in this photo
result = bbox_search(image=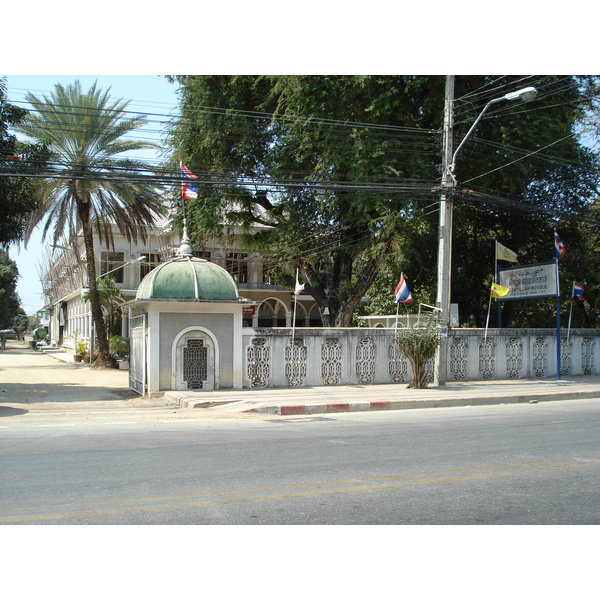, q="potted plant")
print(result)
[74,342,86,363]
[109,335,130,369]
